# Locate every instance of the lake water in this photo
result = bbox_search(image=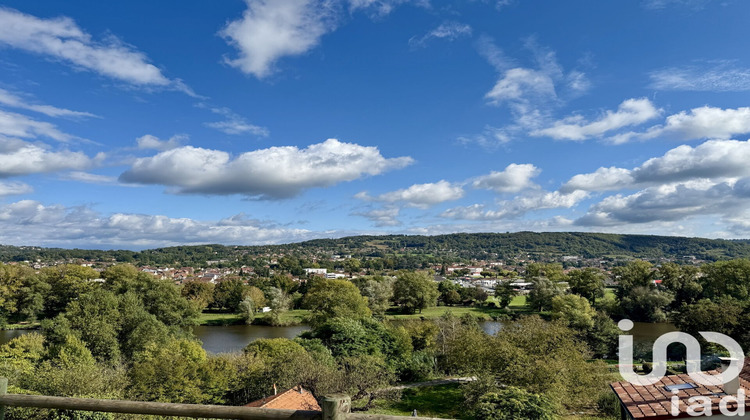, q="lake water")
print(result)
[0,321,677,353]
[193,324,310,354]
[0,329,34,345]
